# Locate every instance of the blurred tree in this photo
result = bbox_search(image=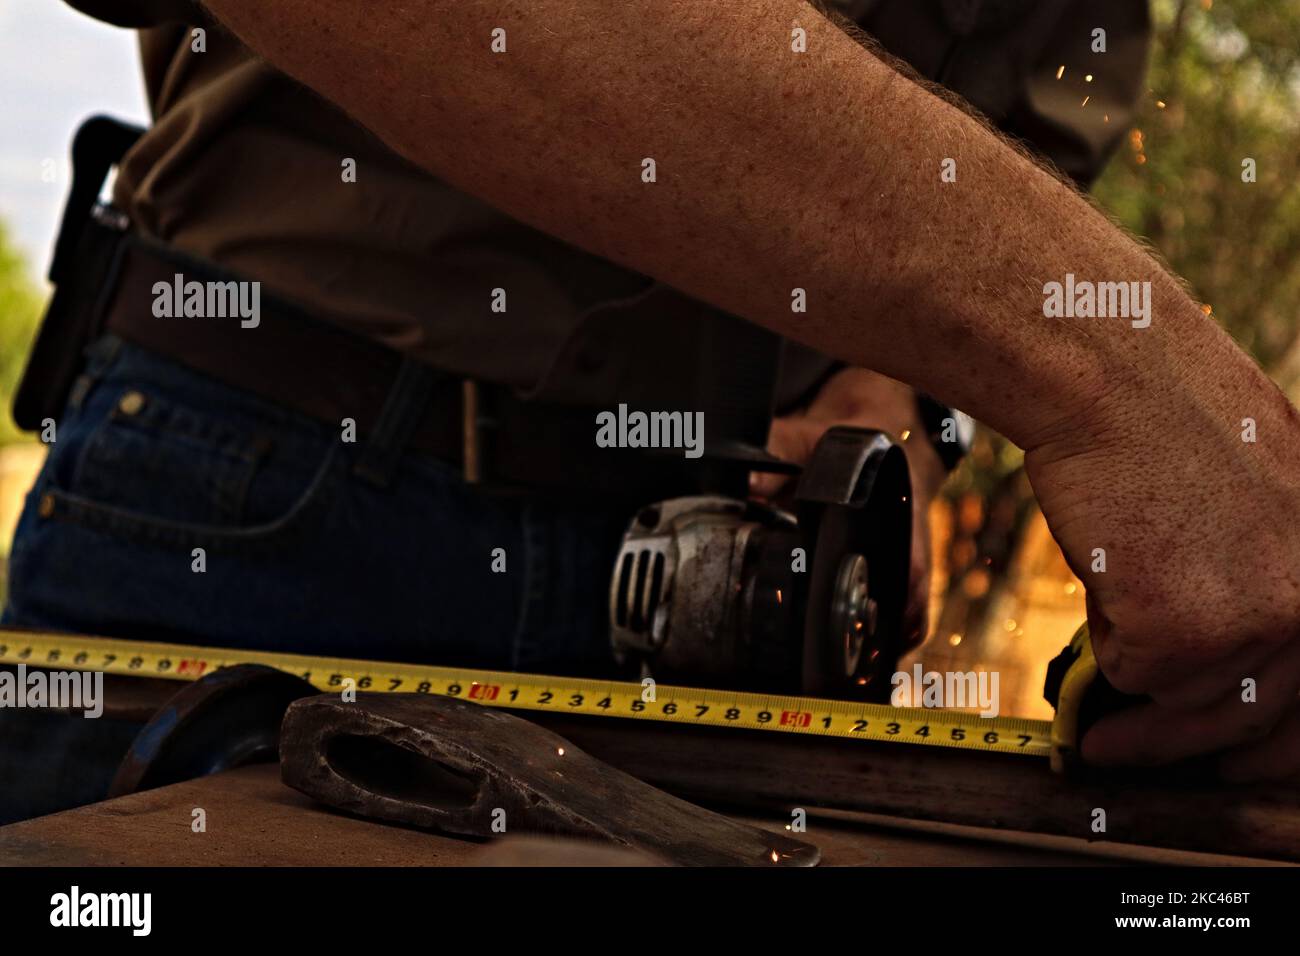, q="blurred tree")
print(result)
[937,0,1300,650]
[1094,0,1300,390]
[0,222,42,446]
